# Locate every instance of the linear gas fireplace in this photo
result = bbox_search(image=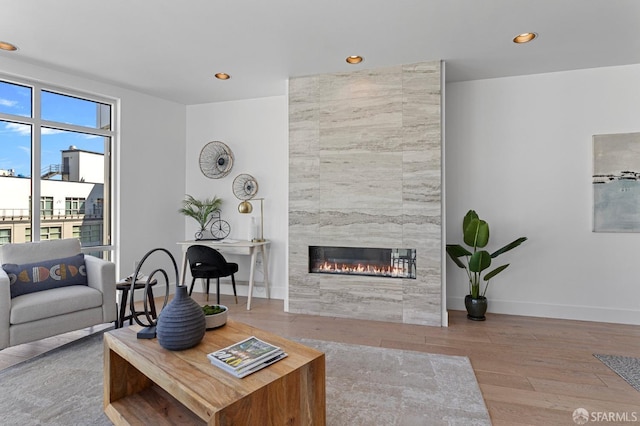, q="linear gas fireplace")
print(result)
[309,246,416,279]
